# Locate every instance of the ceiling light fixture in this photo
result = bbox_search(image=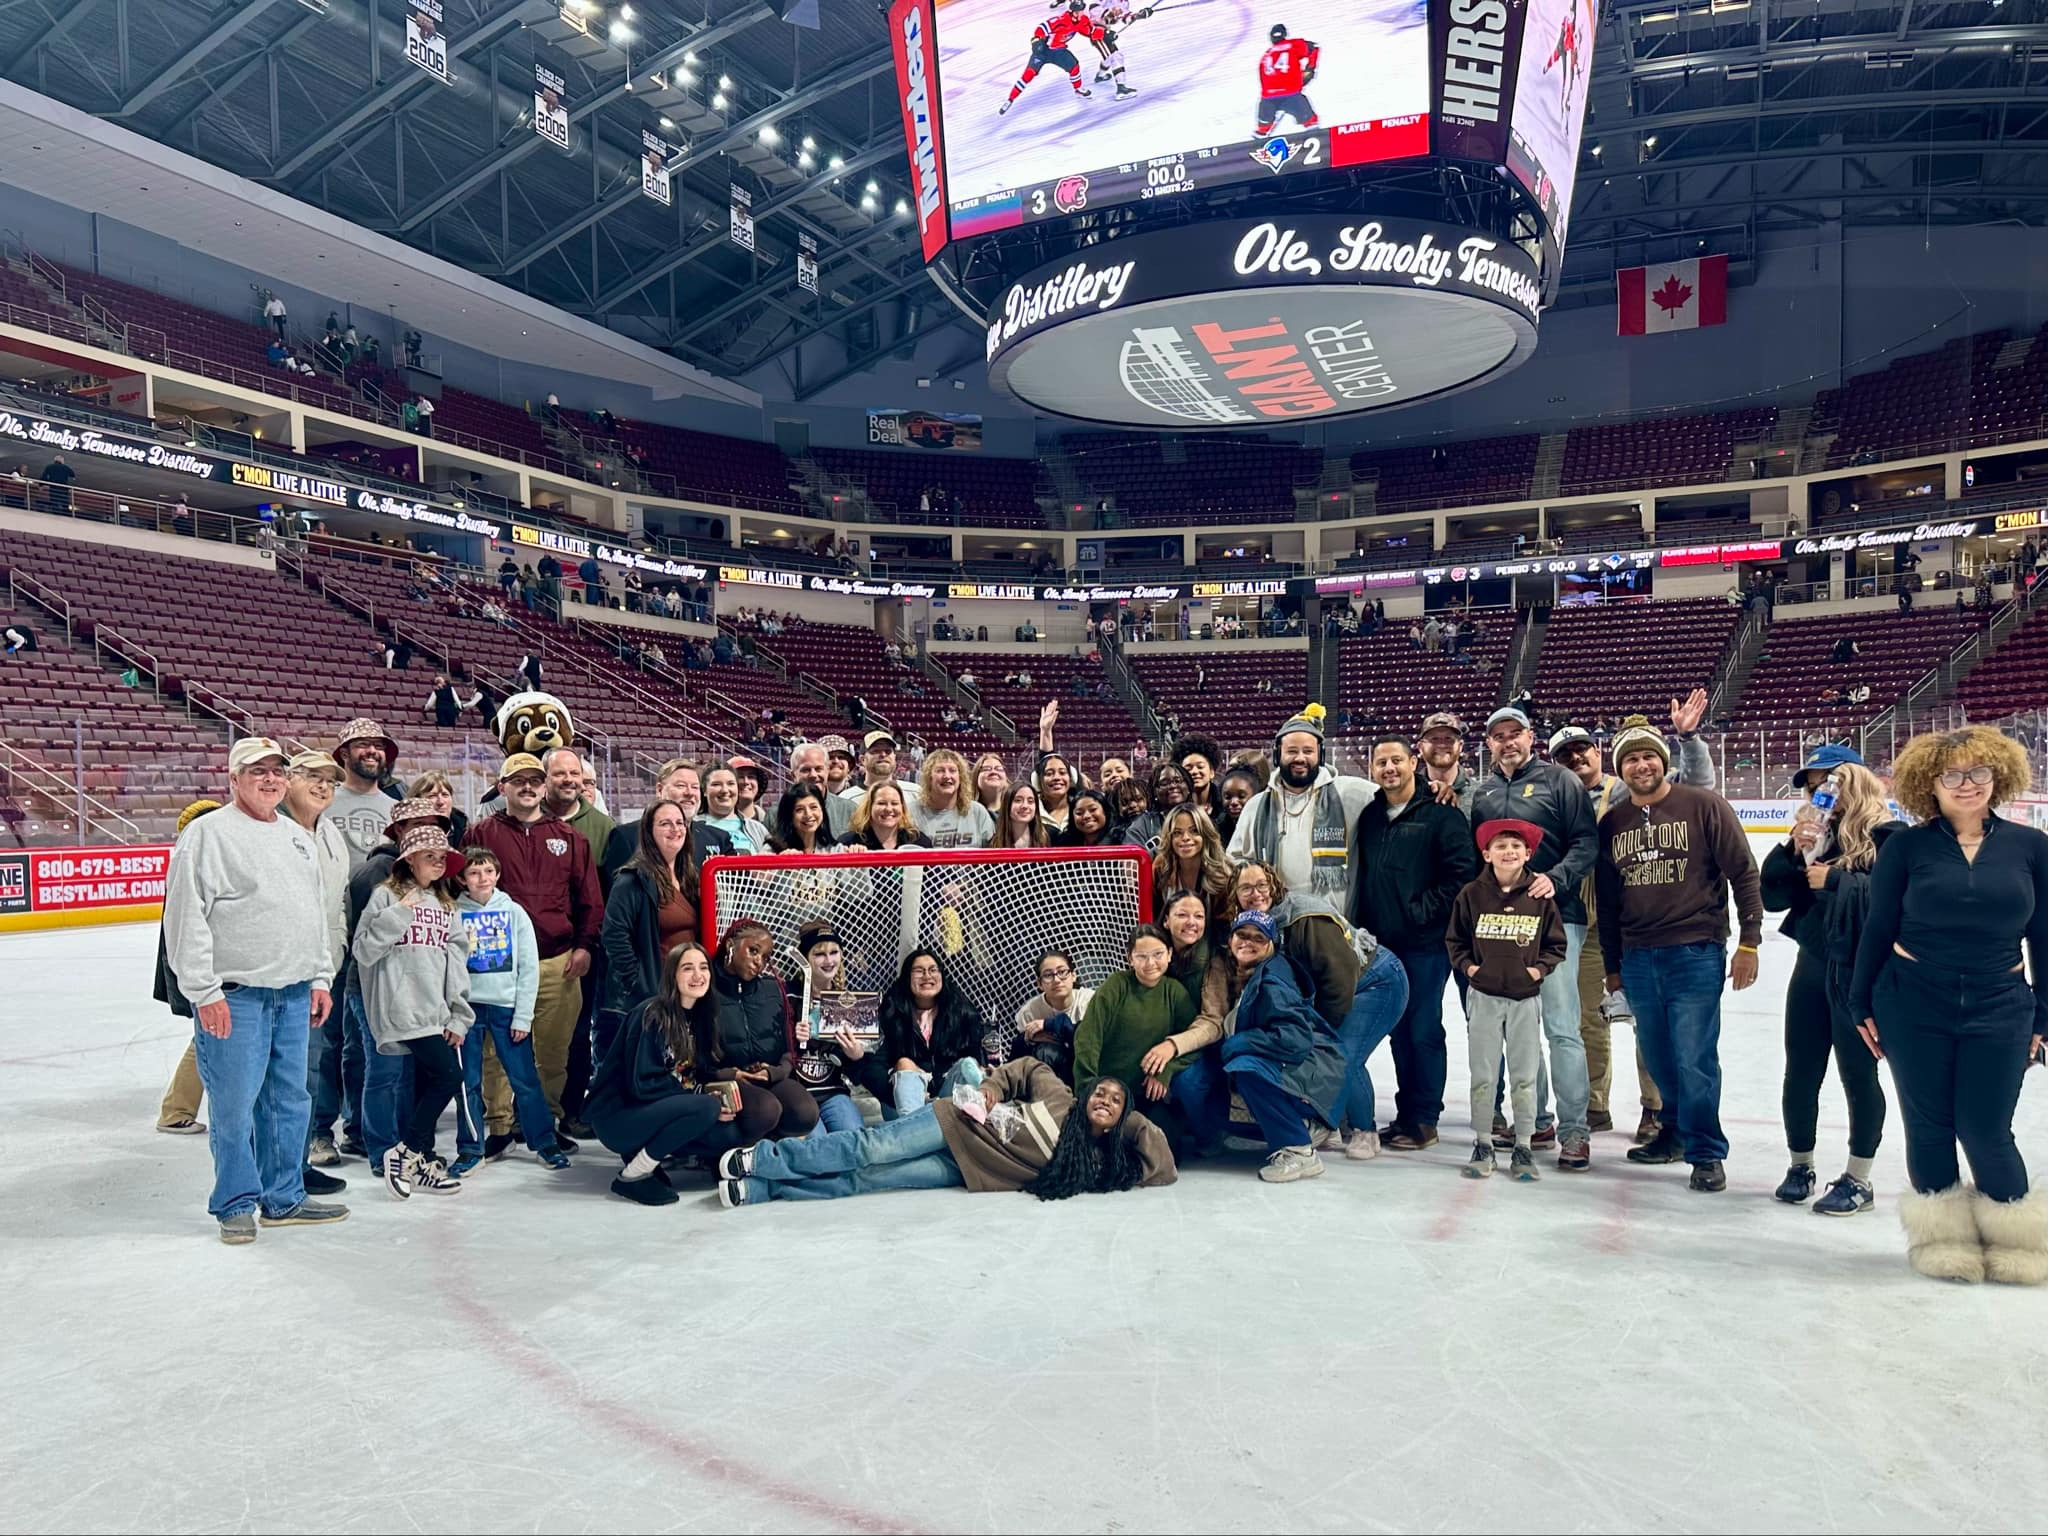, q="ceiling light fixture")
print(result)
[713,92,727,109]
[718,73,733,89]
